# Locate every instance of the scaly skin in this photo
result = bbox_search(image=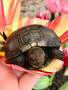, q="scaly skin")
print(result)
[48,48,65,60]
